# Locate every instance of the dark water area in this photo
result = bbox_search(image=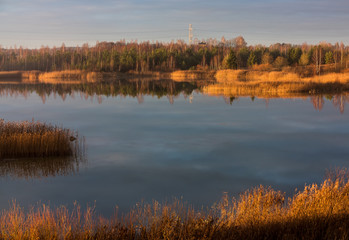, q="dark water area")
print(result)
[1,79,349,216]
